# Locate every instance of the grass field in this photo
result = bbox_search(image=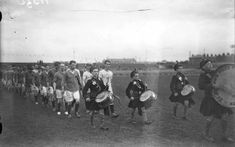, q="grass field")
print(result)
[0,69,234,147]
